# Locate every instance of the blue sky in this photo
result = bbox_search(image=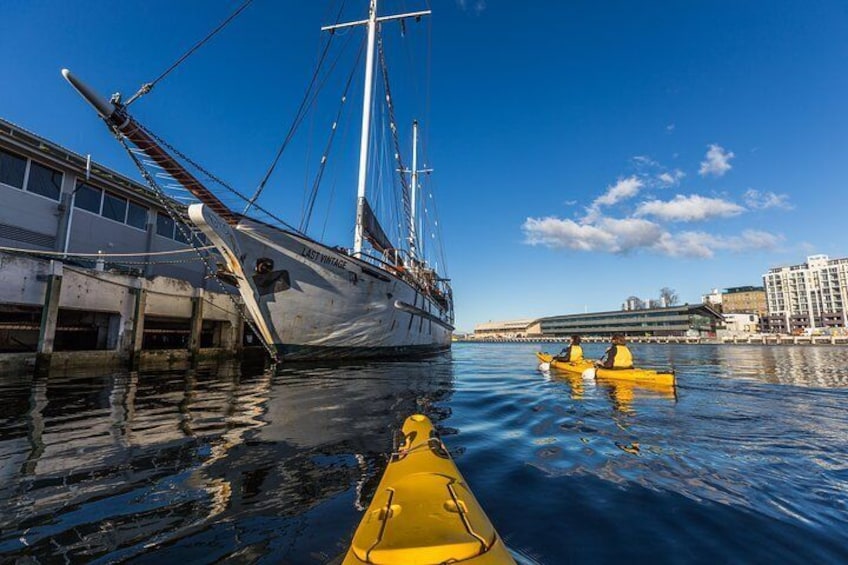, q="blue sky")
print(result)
[2,1,847,332]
